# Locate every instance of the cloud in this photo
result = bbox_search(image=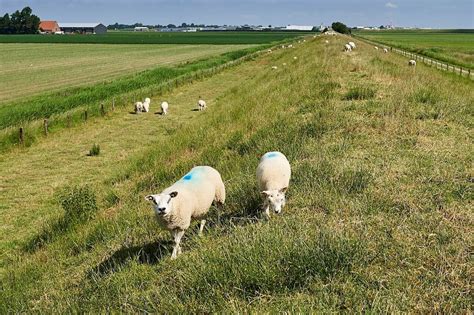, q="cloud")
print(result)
[385,2,398,8]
